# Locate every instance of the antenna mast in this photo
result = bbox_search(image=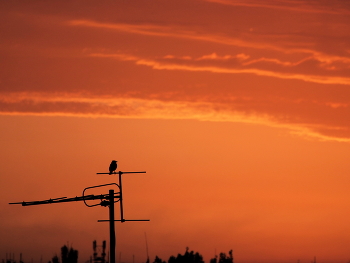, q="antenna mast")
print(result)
[9,166,150,263]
